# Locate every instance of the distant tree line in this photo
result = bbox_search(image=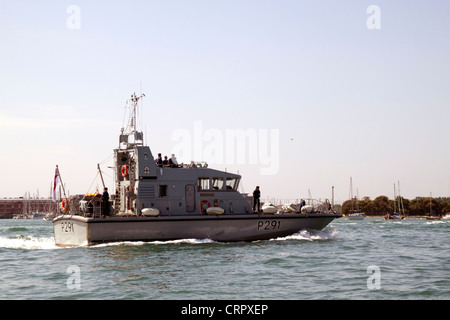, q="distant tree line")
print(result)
[342,196,450,216]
